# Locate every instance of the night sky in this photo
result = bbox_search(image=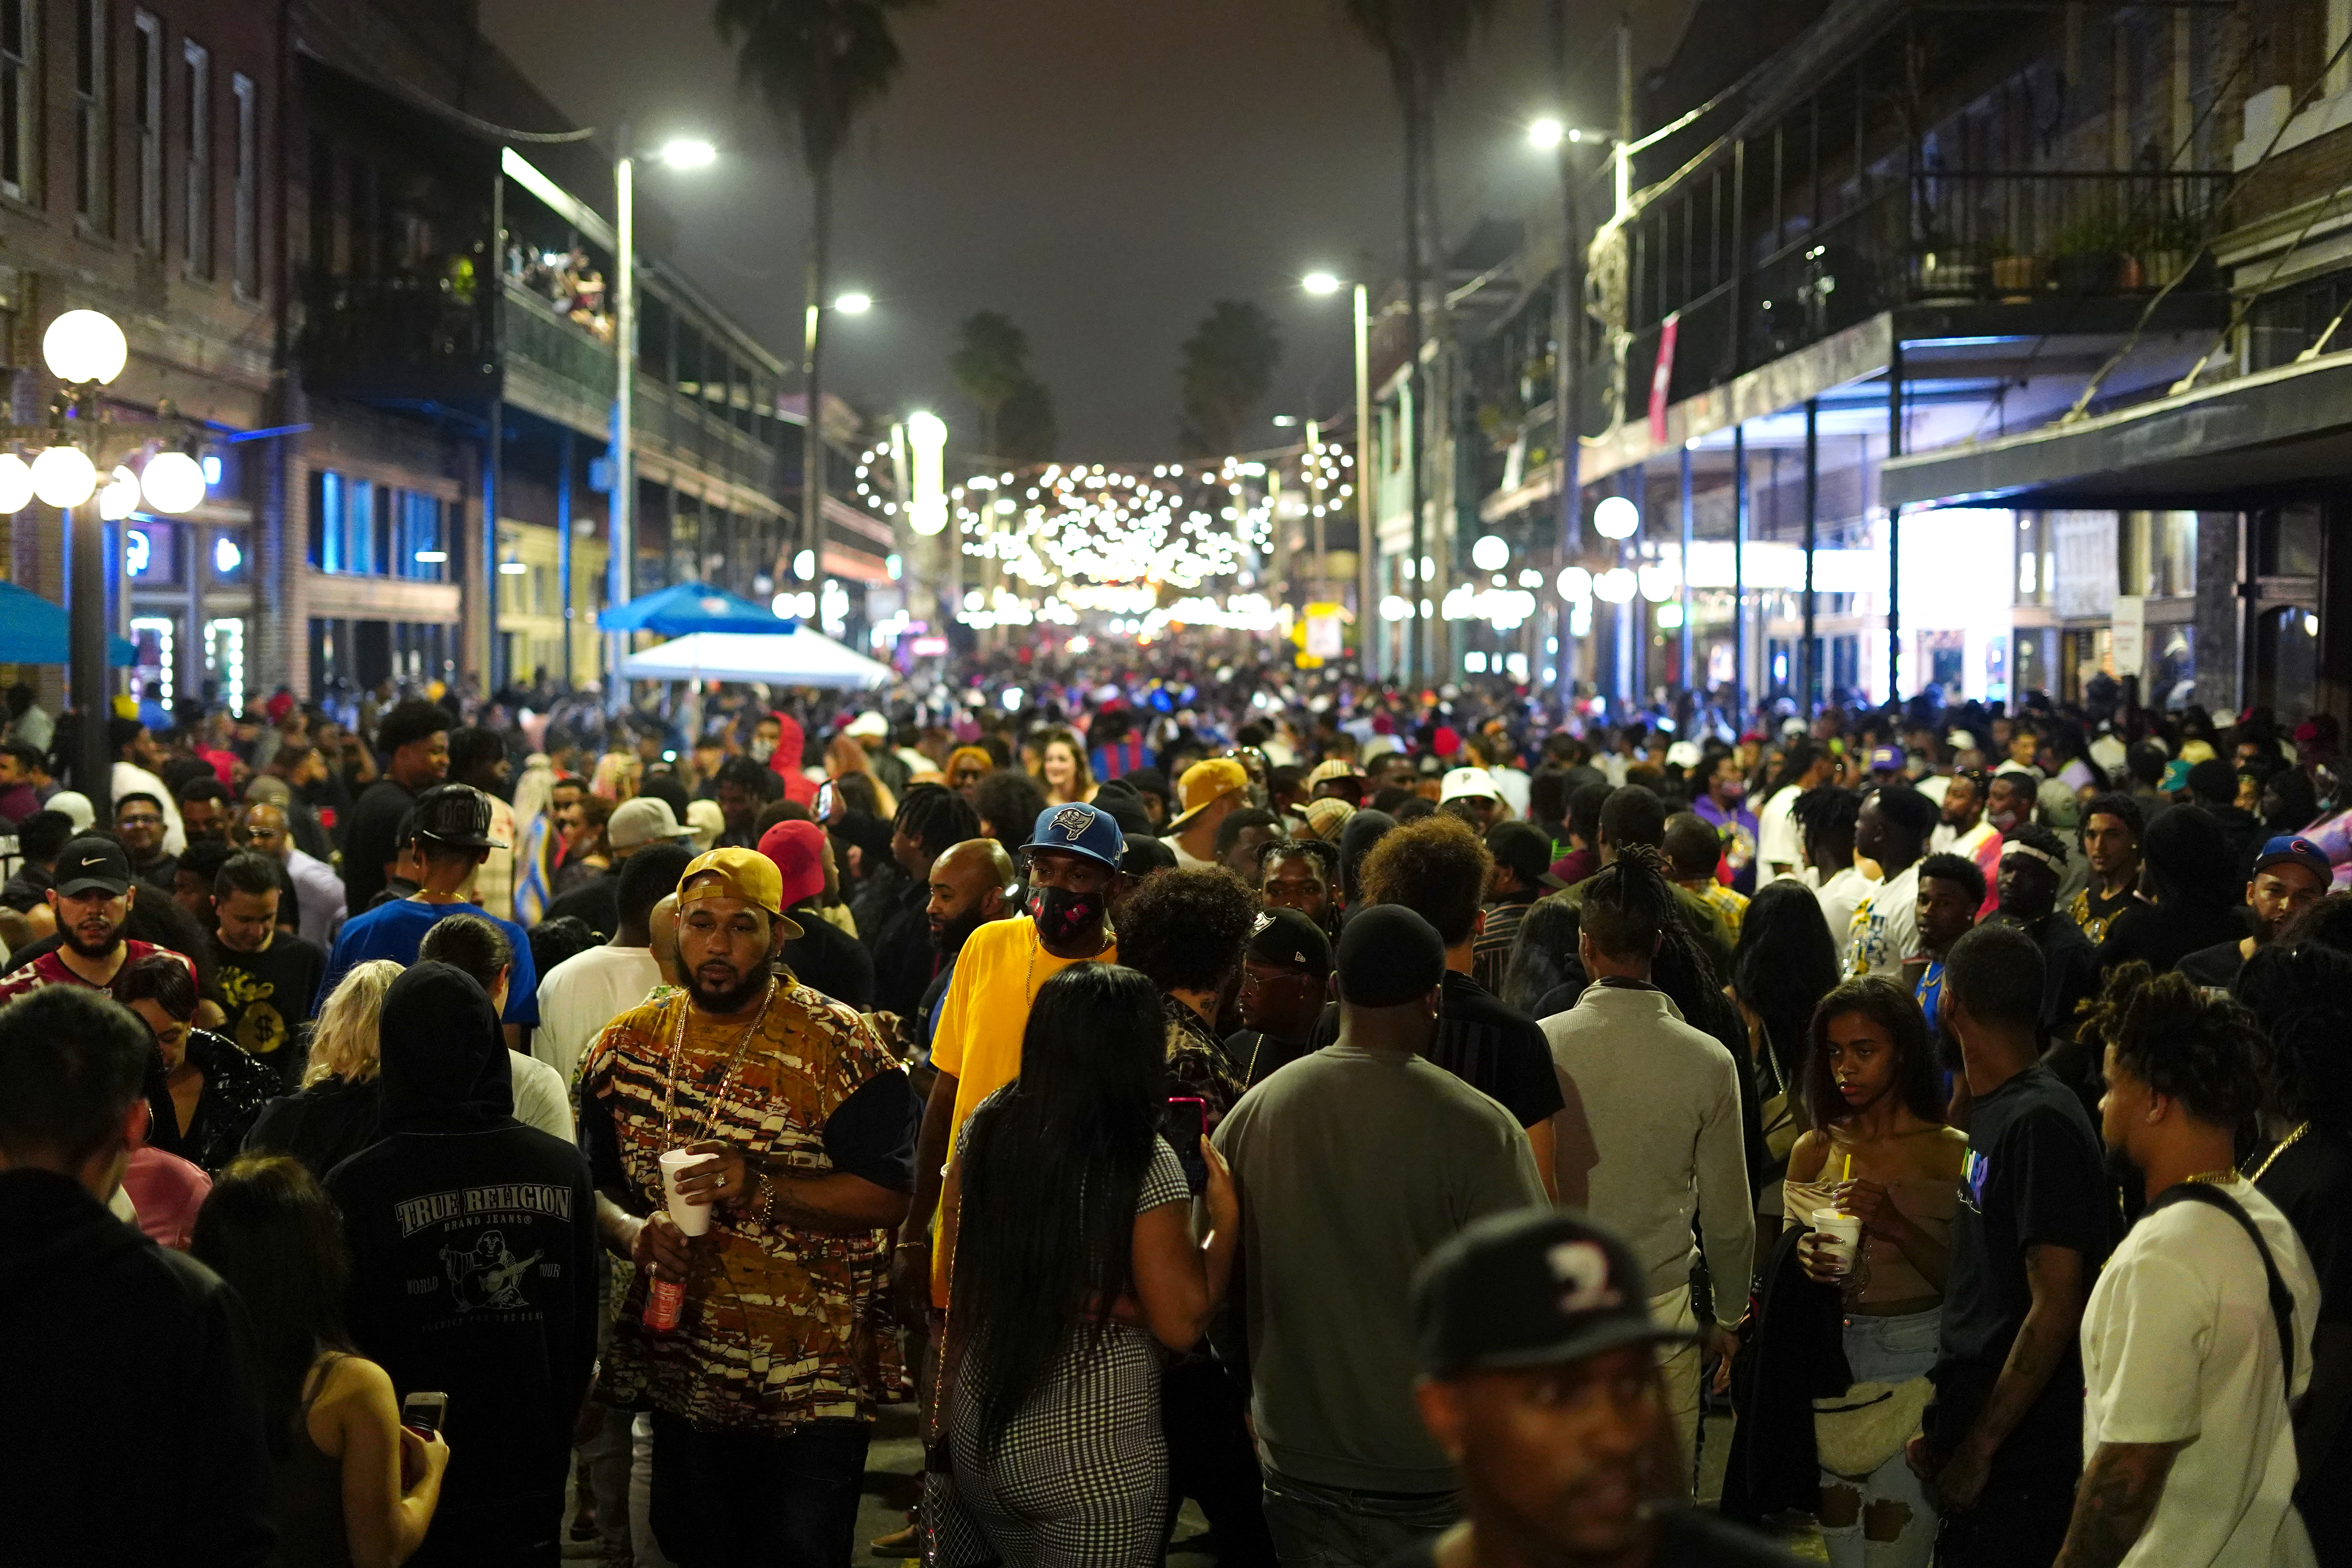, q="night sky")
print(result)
[479,0,1692,462]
